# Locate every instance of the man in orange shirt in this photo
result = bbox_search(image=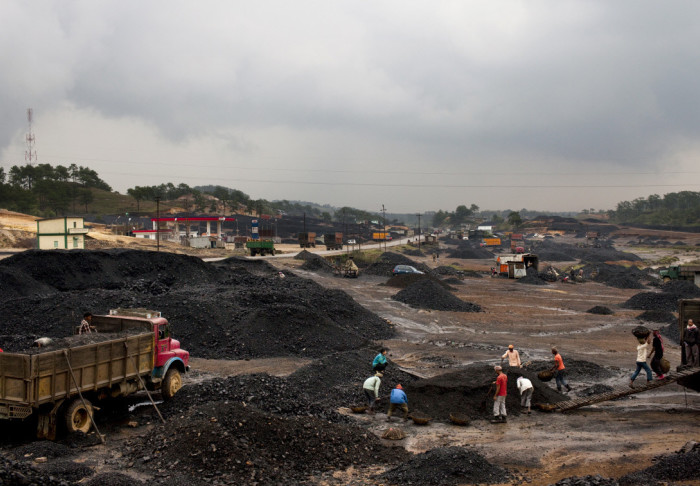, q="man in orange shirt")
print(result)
[550,347,572,393]
[491,365,508,423]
